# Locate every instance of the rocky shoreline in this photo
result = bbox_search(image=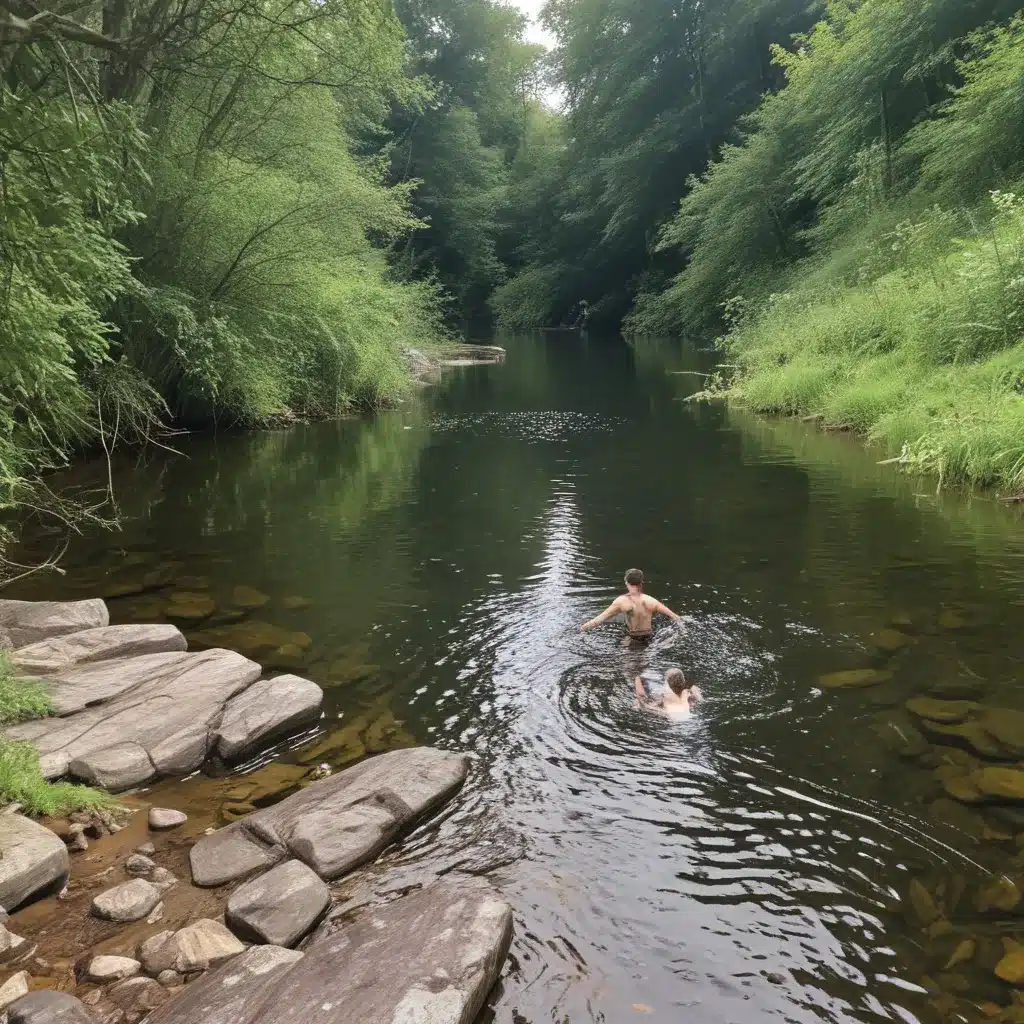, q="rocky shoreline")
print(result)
[0,599,511,1023]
